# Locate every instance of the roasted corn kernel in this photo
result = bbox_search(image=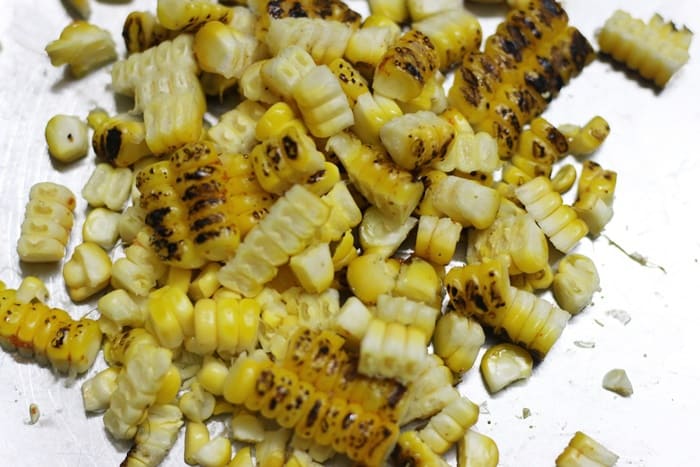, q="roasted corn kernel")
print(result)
[63,242,112,301]
[401,354,459,424]
[375,294,438,344]
[414,215,461,265]
[193,21,261,79]
[559,116,610,157]
[122,11,178,54]
[433,312,485,374]
[359,318,428,383]
[413,8,482,71]
[111,231,167,296]
[45,114,89,163]
[157,0,232,32]
[45,21,117,77]
[90,111,151,167]
[573,161,617,236]
[207,100,266,155]
[266,17,352,65]
[359,207,417,259]
[552,254,600,315]
[351,92,403,147]
[380,110,454,171]
[82,208,122,250]
[432,175,501,229]
[122,404,183,467]
[418,396,480,454]
[556,431,619,467]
